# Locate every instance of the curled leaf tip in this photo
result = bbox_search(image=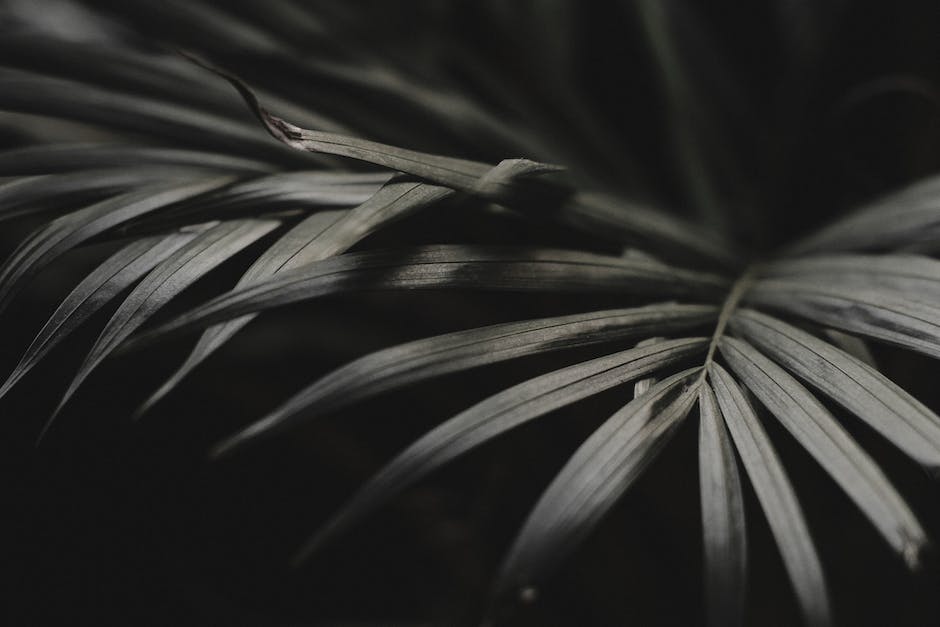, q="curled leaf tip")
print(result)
[177,48,293,145]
